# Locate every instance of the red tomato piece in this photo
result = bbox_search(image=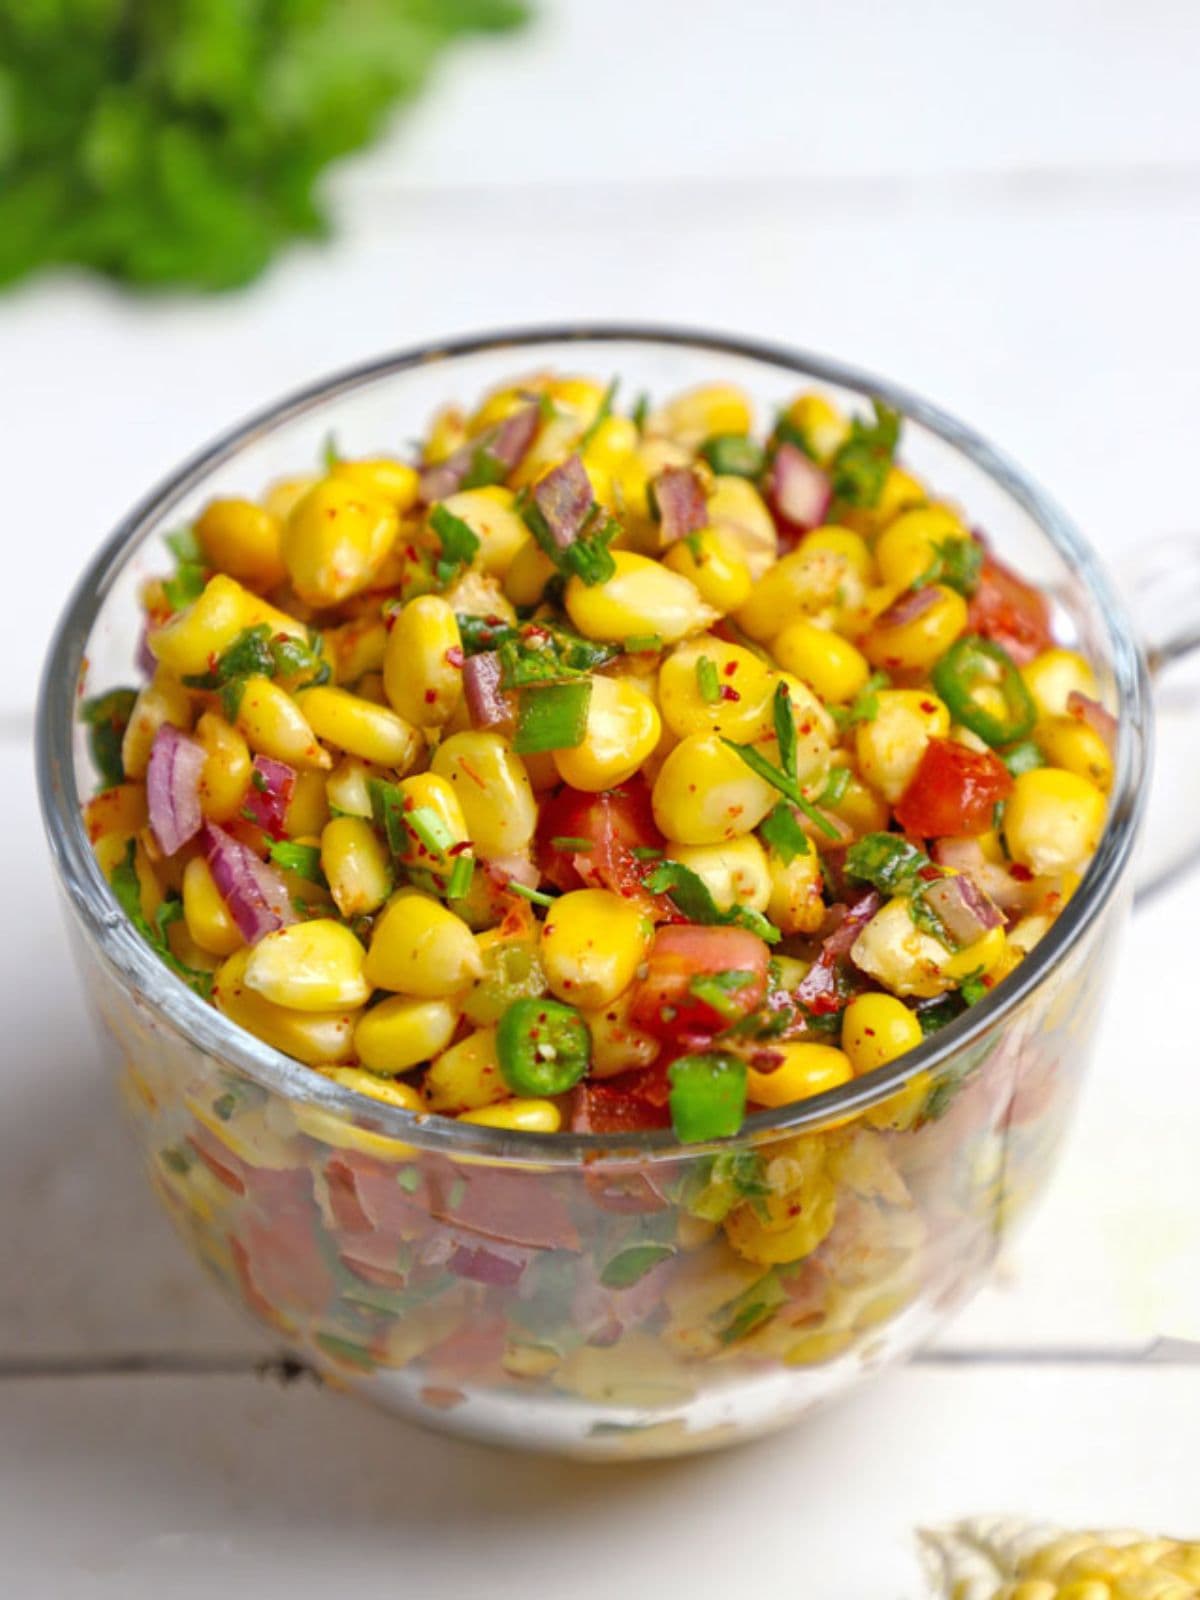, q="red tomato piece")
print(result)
[630,925,770,1037]
[894,737,1014,838]
[536,777,670,909]
[571,1068,672,1133]
[967,554,1053,666]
